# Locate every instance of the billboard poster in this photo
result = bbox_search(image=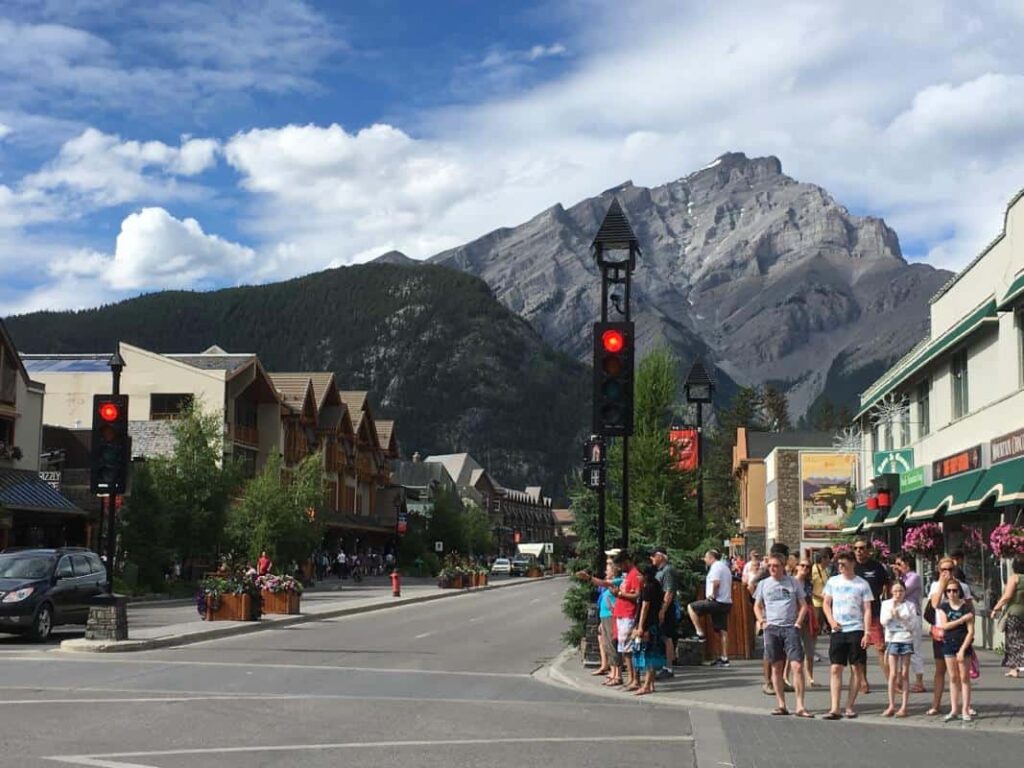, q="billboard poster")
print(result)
[669,427,699,471]
[801,453,857,540]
